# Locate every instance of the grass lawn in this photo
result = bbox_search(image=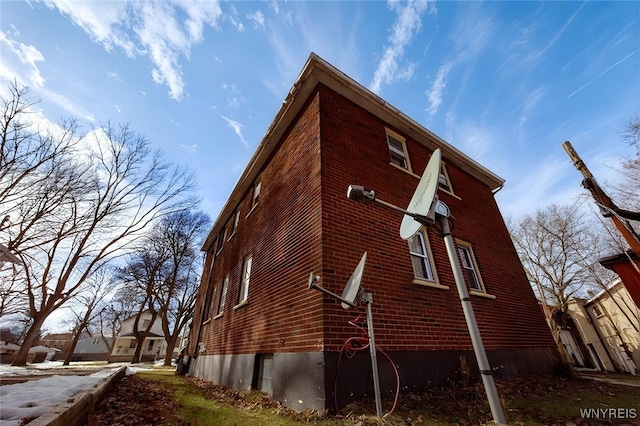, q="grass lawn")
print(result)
[129,370,640,425]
